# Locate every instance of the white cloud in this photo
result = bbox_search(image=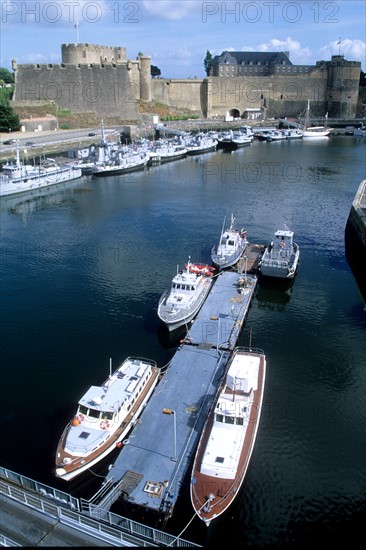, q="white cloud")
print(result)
[209,38,312,64]
[319,39,366,66]
[255,37,312,63]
